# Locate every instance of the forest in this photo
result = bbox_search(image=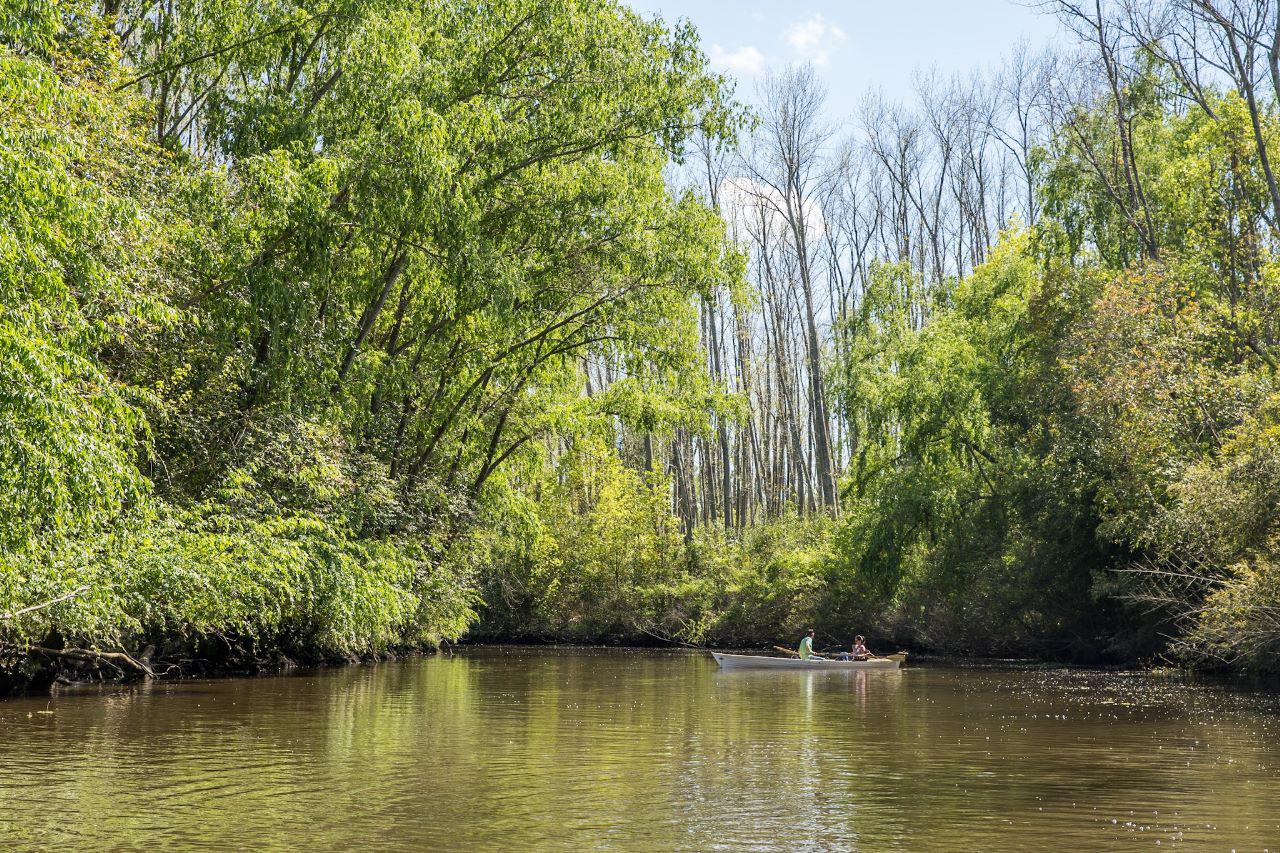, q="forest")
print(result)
[2,0,1279,691]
